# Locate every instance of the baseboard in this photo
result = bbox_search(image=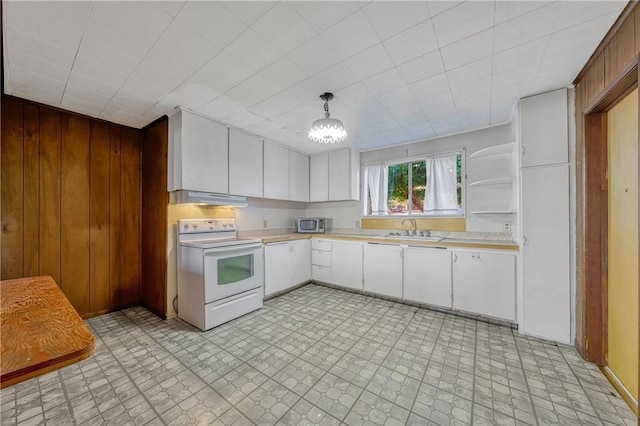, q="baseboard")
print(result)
[601,365,639,416]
